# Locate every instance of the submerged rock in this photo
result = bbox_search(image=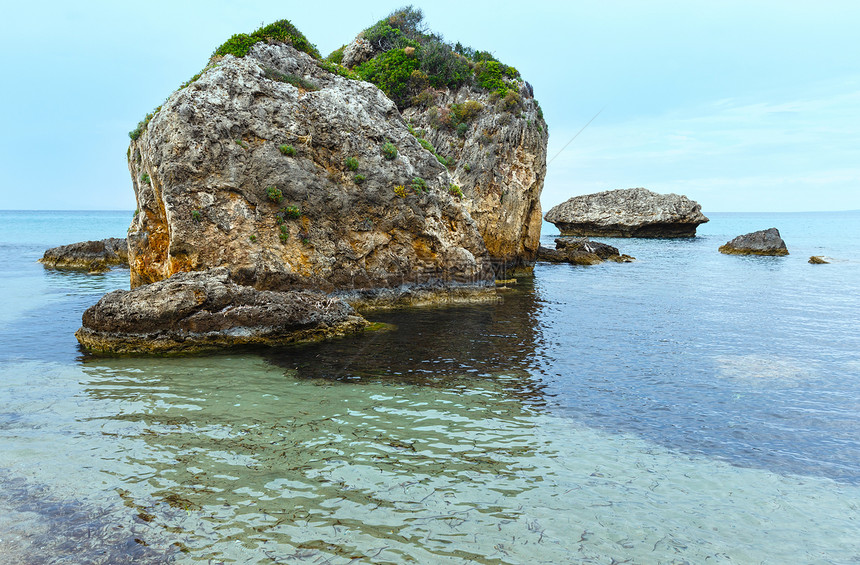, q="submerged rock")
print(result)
[808,256,829,264]
[537,237,634,265]
[719,228,789,256]
[544,188,709,238]
[40,238,128,272]
[75,268,368,354]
